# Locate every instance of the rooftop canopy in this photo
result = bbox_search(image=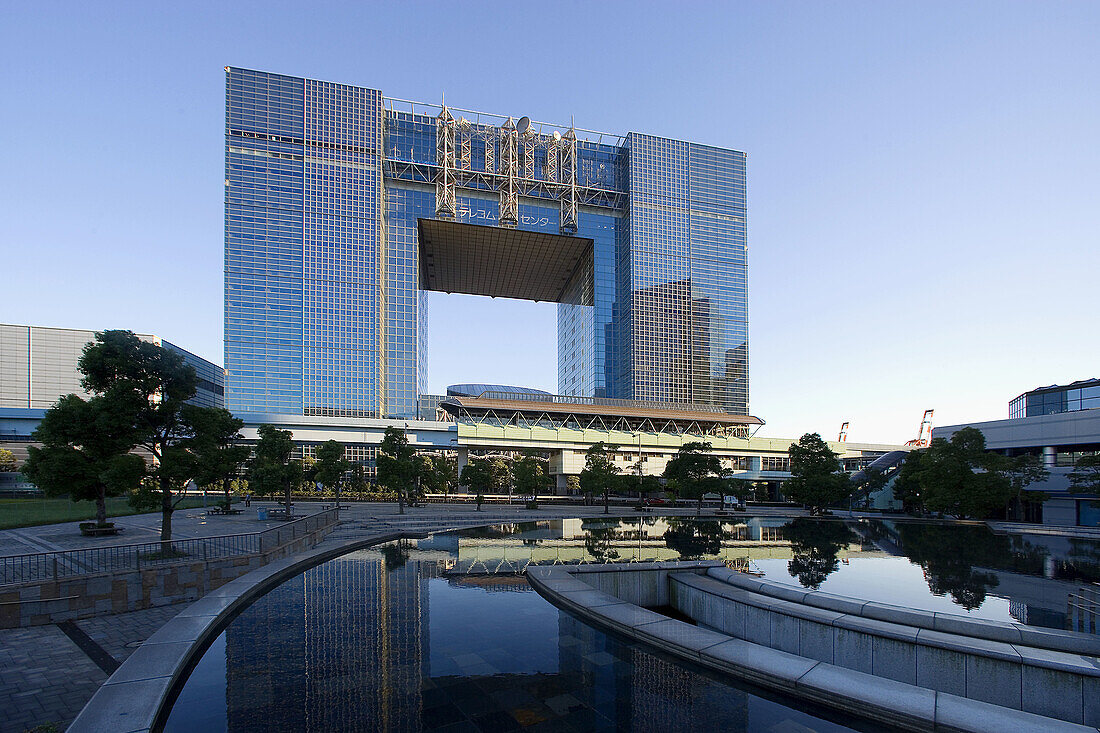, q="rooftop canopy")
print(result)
[440,390,763,436]
[418,219,594,305]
